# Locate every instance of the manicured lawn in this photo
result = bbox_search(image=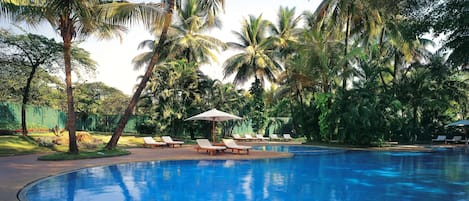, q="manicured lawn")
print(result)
[0,132,144,157]
[0,135,51,156]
